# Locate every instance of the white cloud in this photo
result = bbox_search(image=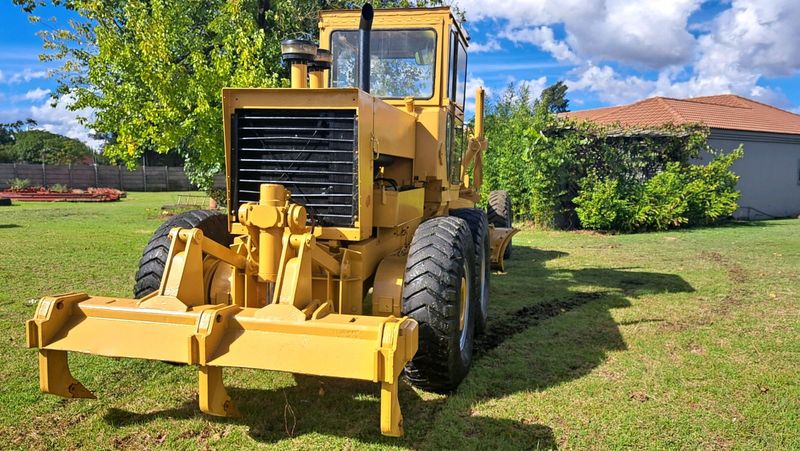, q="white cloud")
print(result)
[23,88,51,101]
[457,0,800,109]
[469,38,502,53]
[659,0,800,105]
[28,95,104,150]
[465,77,493,114]
[5,68,48,84]
[566,65,654,104]
[502,26,578,63]
[457,0,702,68]
[519,76,549,101]
[566,0,701,69]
